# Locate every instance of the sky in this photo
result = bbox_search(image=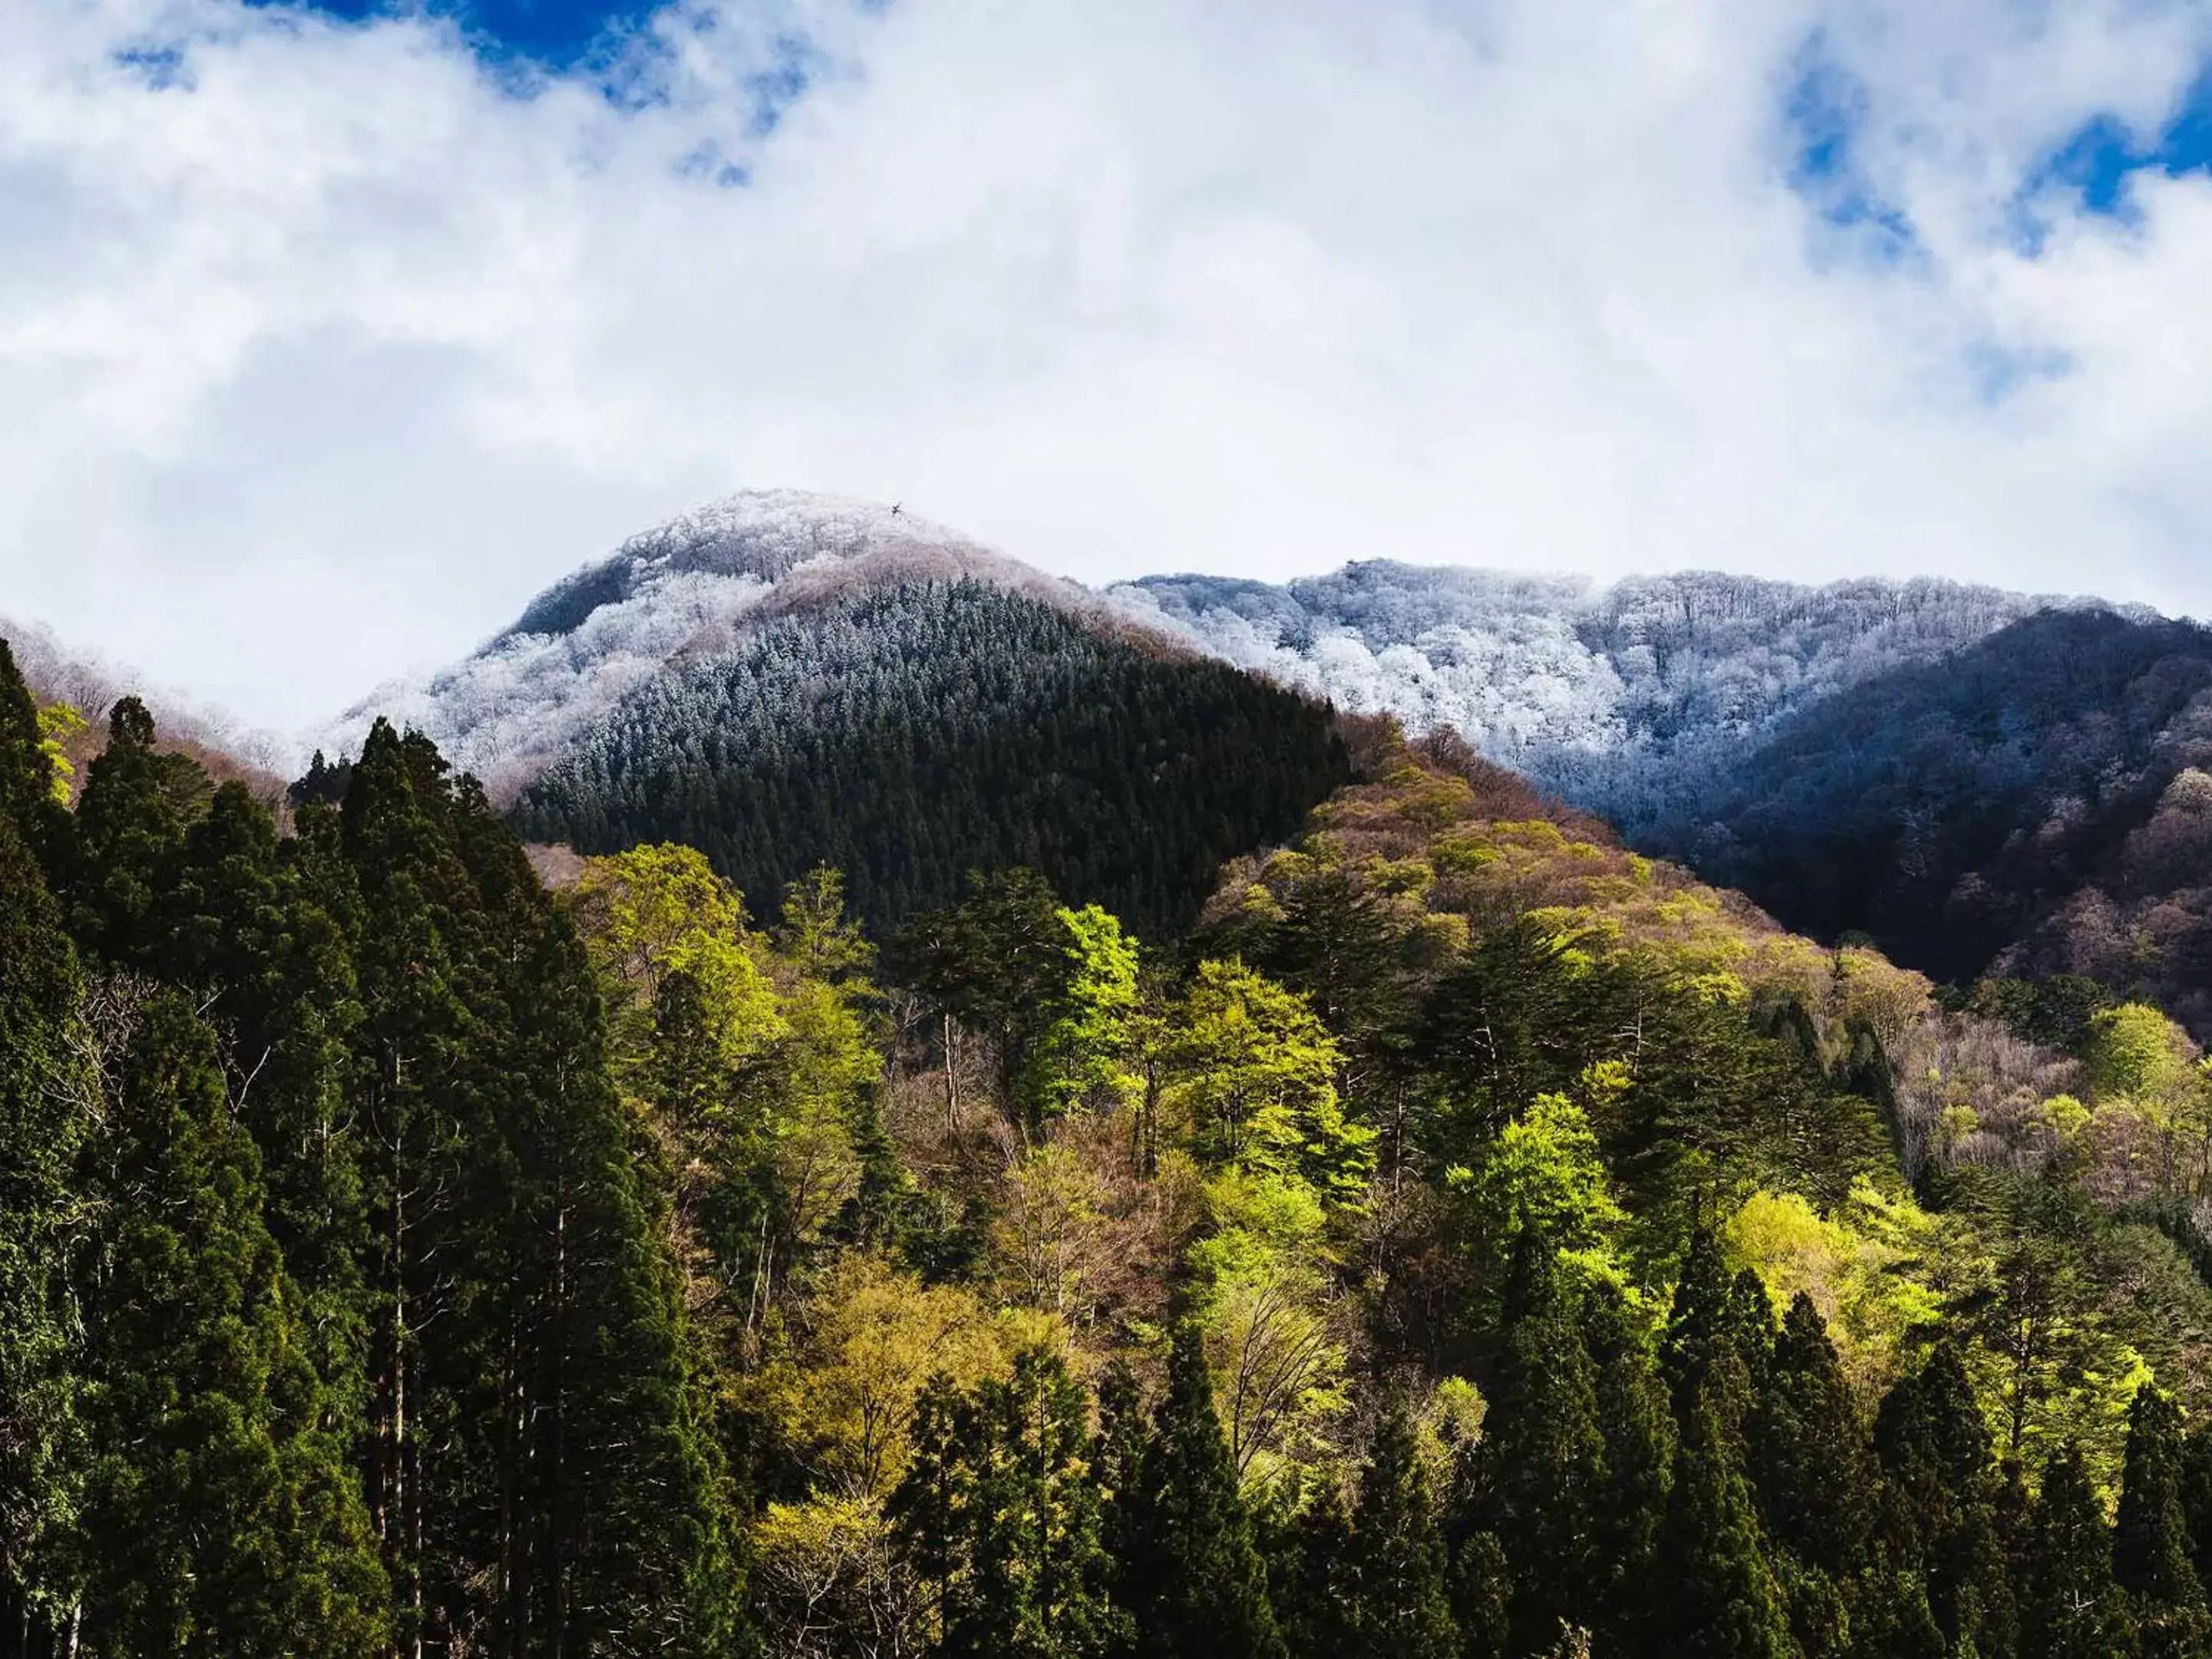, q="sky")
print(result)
[8,0,2212,728]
